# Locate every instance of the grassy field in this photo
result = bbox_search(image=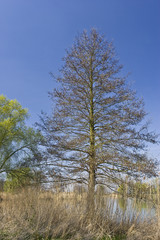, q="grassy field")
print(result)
[0,189,159,240]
